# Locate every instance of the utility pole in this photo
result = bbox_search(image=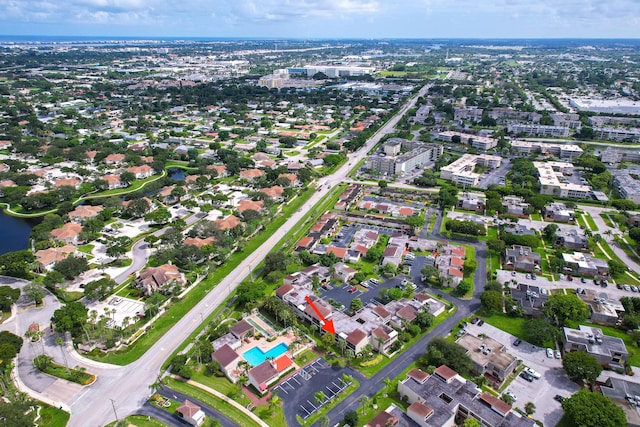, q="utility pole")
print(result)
[110,398,119,422]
